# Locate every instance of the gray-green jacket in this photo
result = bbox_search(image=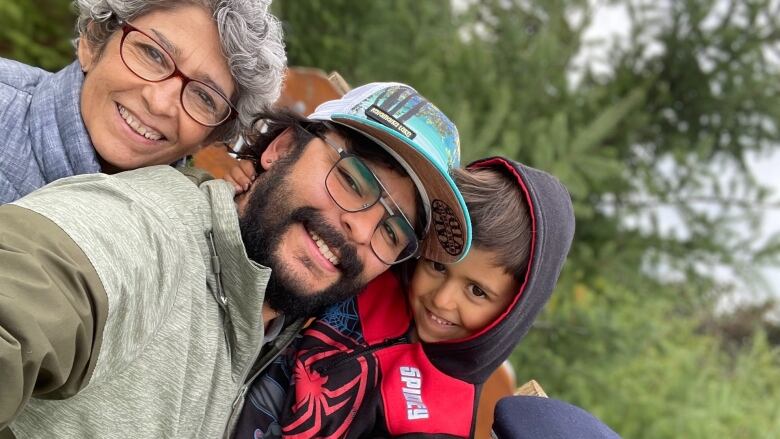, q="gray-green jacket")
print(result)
[0,166,290,438]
